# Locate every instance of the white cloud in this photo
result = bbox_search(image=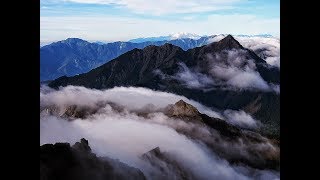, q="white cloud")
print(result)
[173,63,215,89]
[168,49,277,92]
[41,113,252,179]
[235,36,280,68]
[55,0,242,15]
[270,84,280,94]
[206,34,227,43]
[223,110,260,129]
[40,85,279,179]
[40,85,223,118]
[170,32,202,40]
[225,70,271,91]
[40,15,279,42]
[207,49,275,91]
[207,35,280,68]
